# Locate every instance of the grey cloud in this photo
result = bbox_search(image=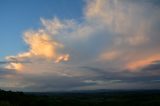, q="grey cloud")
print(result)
[0,61,30,65]
[0,67,16,80]
[141,61,160,71]
[1,73,95,92]
[80,65,160,86]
